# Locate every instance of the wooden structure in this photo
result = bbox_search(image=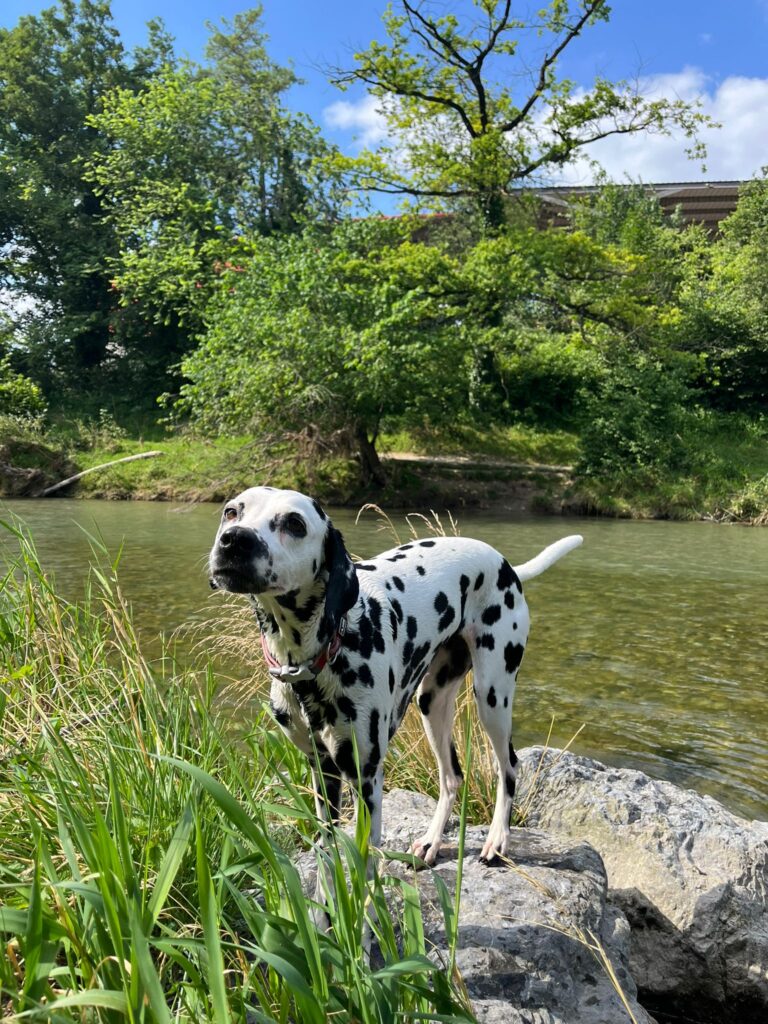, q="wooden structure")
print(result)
[536,180,743,233]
